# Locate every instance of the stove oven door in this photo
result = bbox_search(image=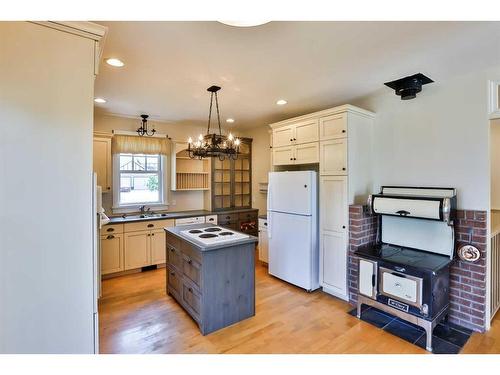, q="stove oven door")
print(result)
[358,259,377,299]
[379,267,423,308]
